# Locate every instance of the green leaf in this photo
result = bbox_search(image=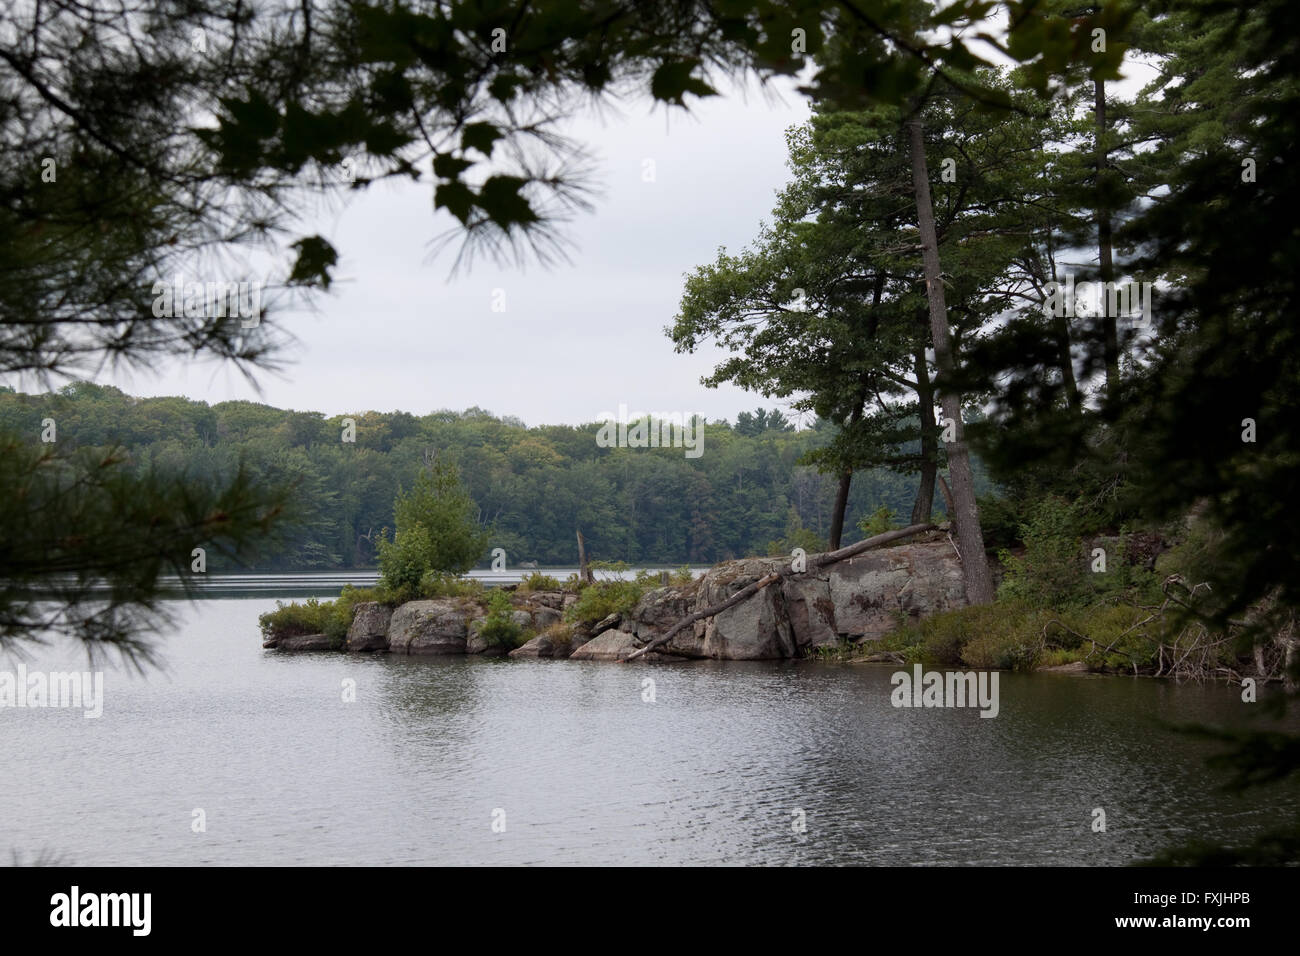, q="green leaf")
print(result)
[434,181,475,224]
[650,59,717,105]
[478,175,537,227]
[288,235,339,289]
[461,122,502,157]
[432,153,474,178]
